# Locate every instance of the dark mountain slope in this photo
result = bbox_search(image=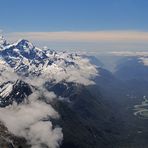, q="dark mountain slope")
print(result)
[48,82,122,148]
